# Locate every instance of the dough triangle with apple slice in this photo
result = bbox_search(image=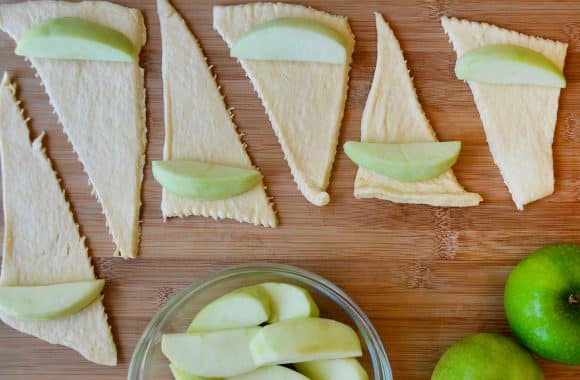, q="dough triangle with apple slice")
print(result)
[213,3,355,206]
[0,73,116,366]
[442,17,567,209]
[157,0,276,227]
[0,1,147,258]
[353,13,481,207]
